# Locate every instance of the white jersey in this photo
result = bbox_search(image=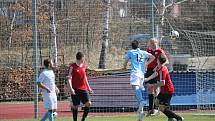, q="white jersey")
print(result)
[38,68,57,109]
[38,69,56,93]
